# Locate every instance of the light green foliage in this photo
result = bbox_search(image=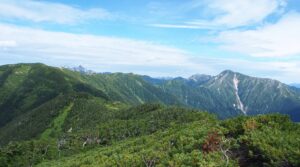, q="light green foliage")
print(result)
[40,103,74,139]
